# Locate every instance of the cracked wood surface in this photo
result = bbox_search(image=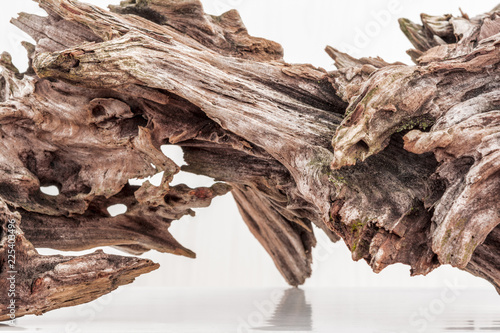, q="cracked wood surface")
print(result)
[0,199,158,321]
